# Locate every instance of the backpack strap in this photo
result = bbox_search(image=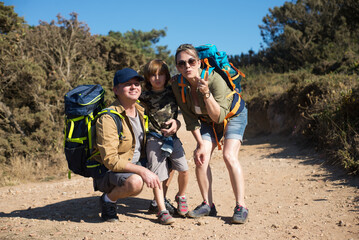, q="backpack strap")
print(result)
[223,92,245,128]
[222,63,246,90]
[97,108,124,139]
[87,108,124,164]
[200,58,215,81]
[178,75,188,103]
